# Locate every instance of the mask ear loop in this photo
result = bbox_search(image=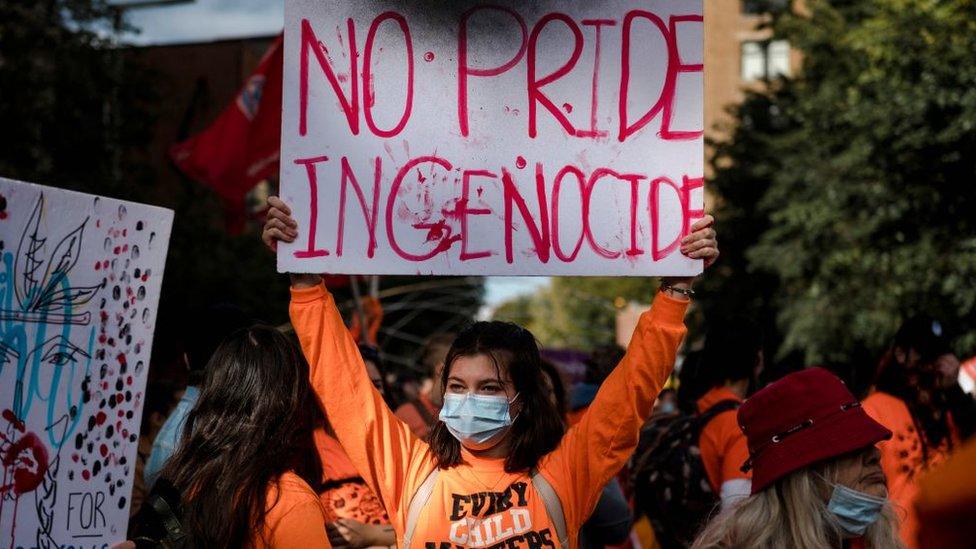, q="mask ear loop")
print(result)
[509,392,522,424]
